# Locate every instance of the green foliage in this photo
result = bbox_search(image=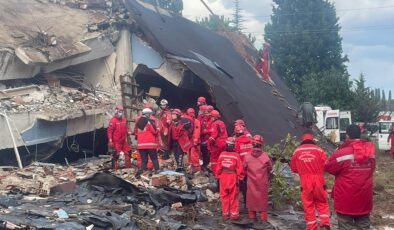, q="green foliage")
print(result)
[232,0,244,31]
[264,134,301,209]
[300,68,353,109]
[264,0,349,101]
[141,0,183,14]
[196,15,236,32]
[352,74,381,122]
[247,33,257,46]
